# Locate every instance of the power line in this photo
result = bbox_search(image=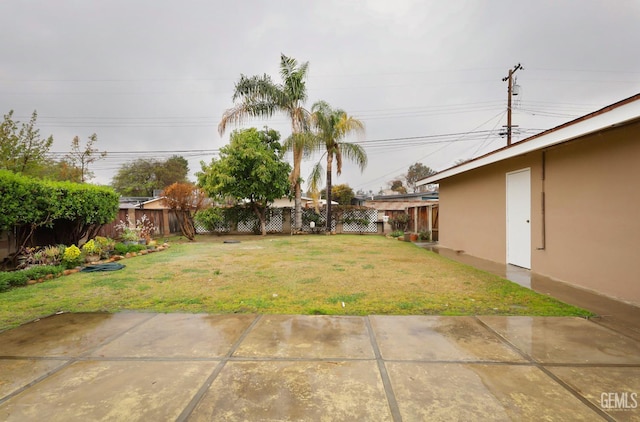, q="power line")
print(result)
[354,110,509,189]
